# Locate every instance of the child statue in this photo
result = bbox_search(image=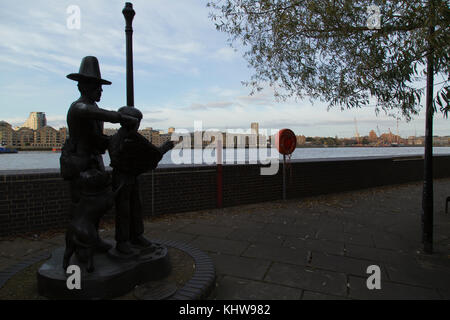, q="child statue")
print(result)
[108,106,174,255]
